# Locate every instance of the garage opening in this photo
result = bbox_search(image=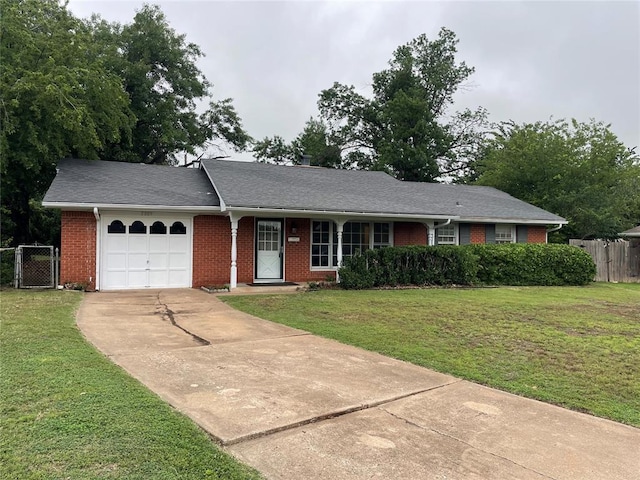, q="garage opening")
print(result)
[102,216,191,290]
